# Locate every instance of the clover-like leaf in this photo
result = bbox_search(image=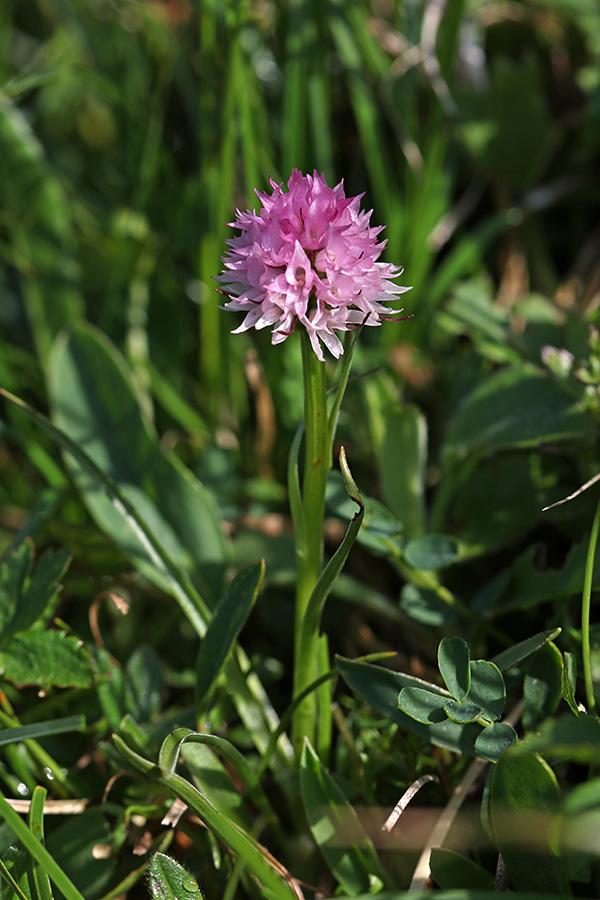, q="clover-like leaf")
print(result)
[444,699,482,724]
[466,660,506,722]
[398,687,448,724]
[474,722,518,762]
[438,637,471,700]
